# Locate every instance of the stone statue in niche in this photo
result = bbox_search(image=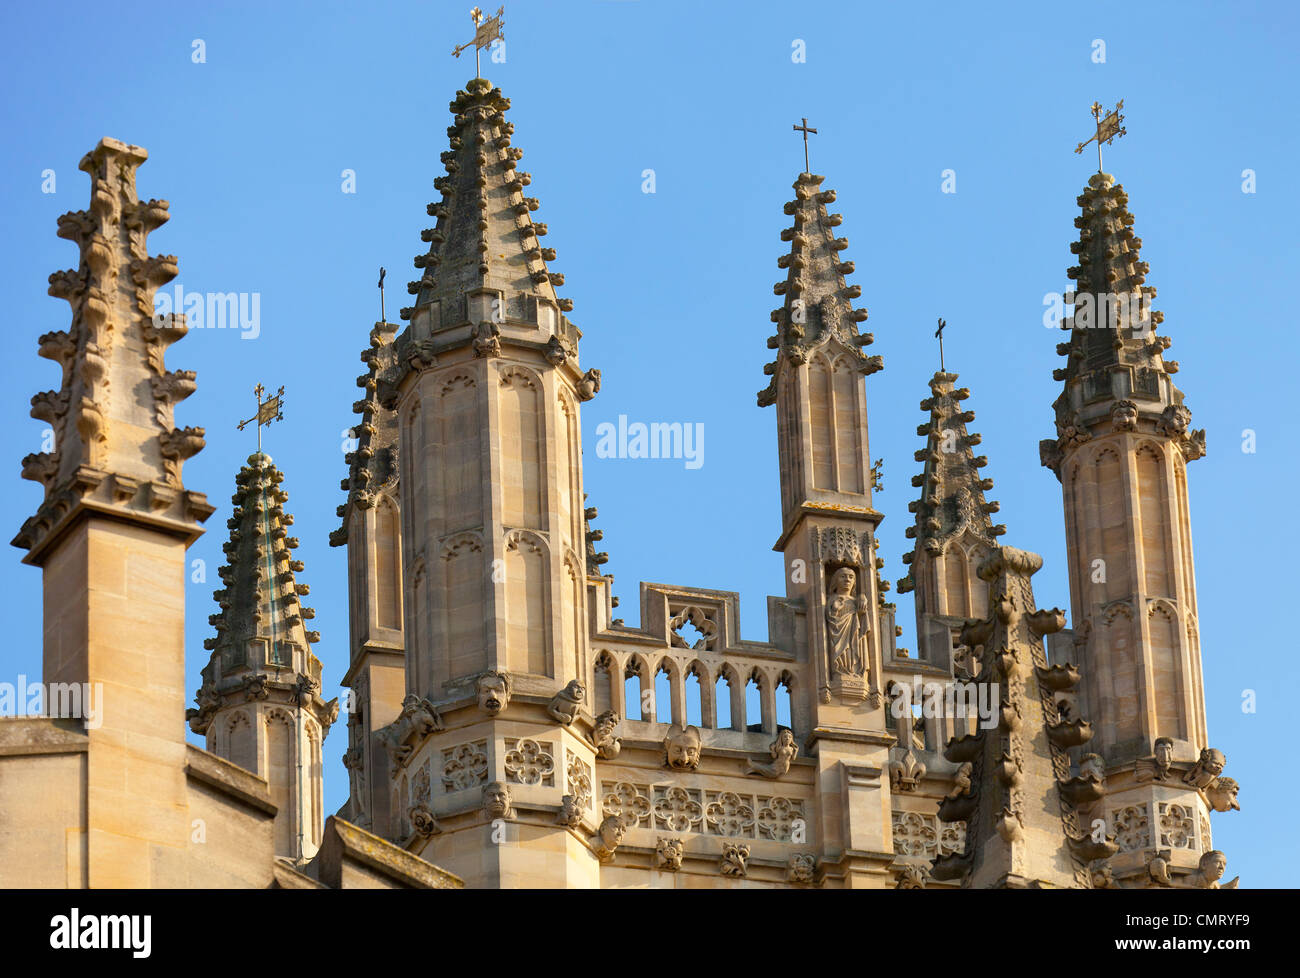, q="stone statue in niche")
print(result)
[593,710,622,759]
[747,728,798,779]
[825,566,868,676]
[1205,776,1241,813]
[655,837,684,872]
[477,670,511,716]
[547,679,585,725]
[593,815,627,862]
[482,780,513,821]
[663,723,703,771]
[1184,747,1226,789]
[1196,850,1239,889]
[555,794,583,829]
[719,842,750,878]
